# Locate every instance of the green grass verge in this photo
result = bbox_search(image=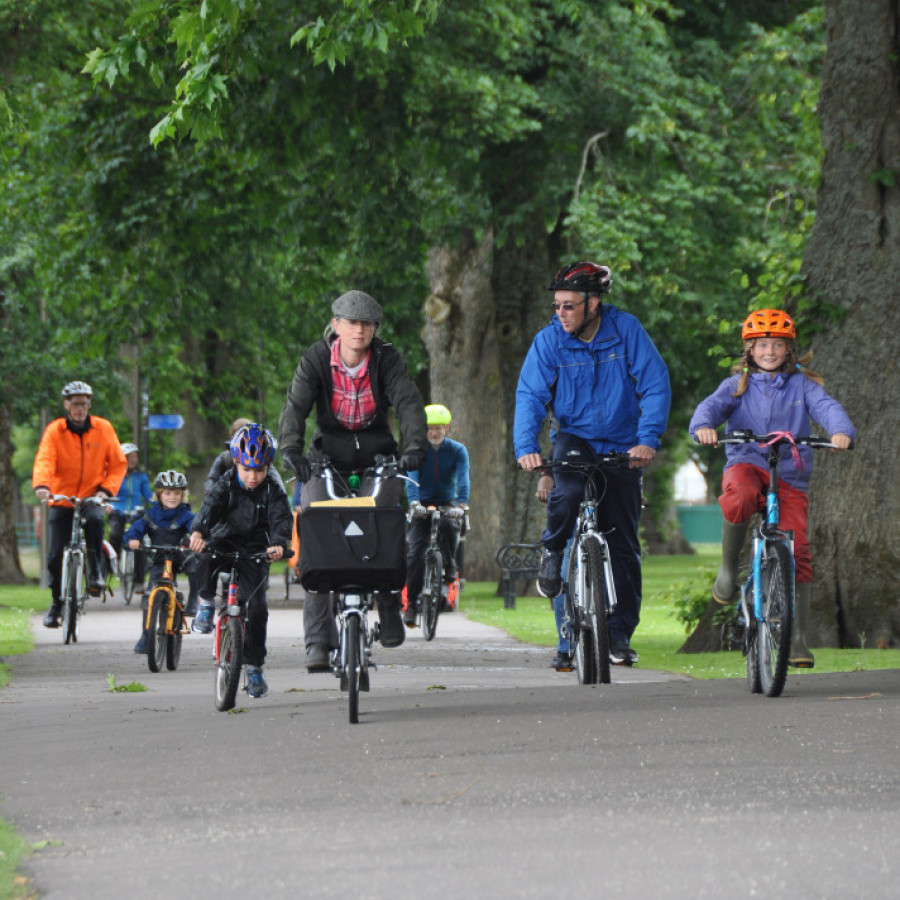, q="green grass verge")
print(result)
[460,546,900,678]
